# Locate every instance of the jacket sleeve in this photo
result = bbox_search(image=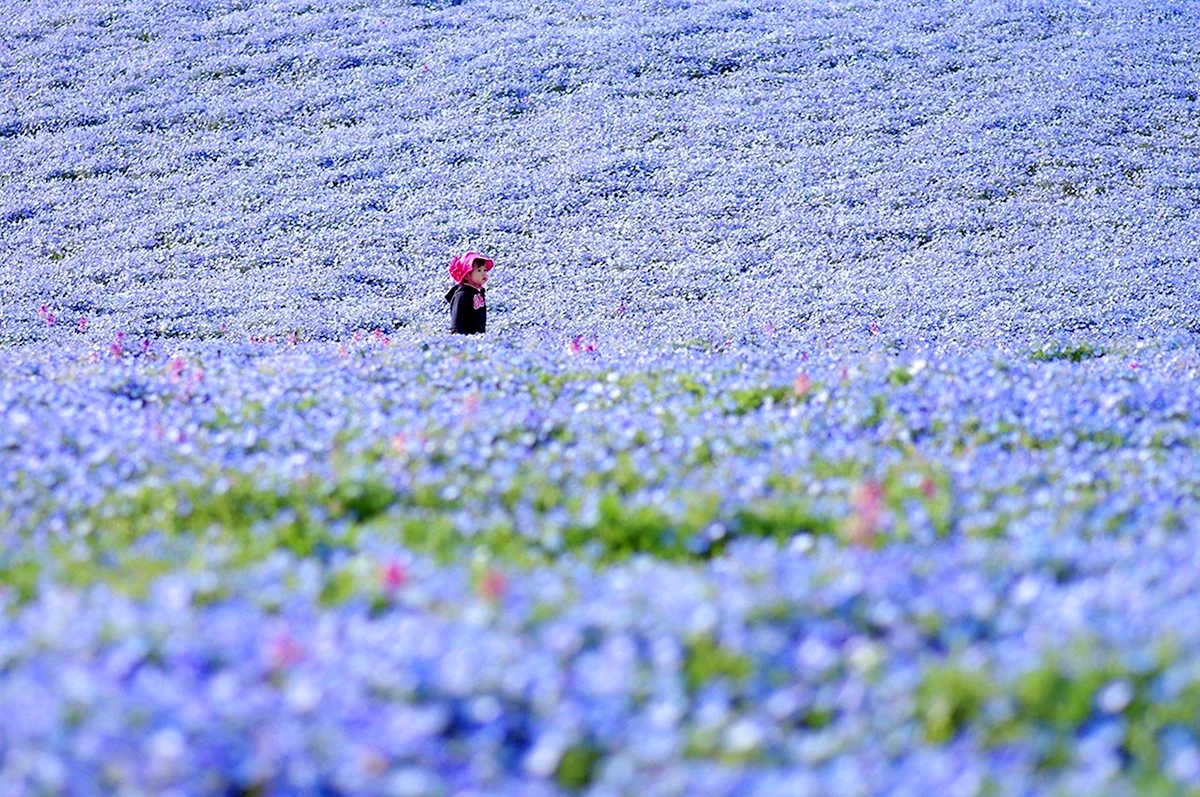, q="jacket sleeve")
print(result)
[449,288,470,333]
